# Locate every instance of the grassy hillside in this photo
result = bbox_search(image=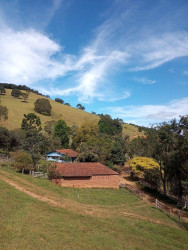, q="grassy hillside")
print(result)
[0,89,99,130]
[0,167,188,249]
[0,89,144,138]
